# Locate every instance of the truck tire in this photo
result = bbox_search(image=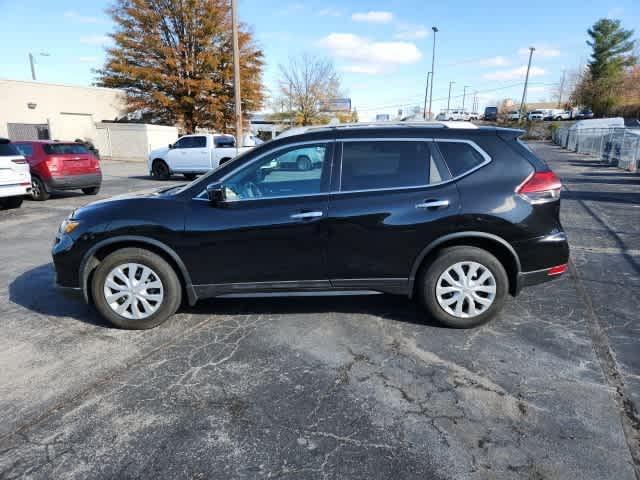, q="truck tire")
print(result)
[152,159,171,180]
